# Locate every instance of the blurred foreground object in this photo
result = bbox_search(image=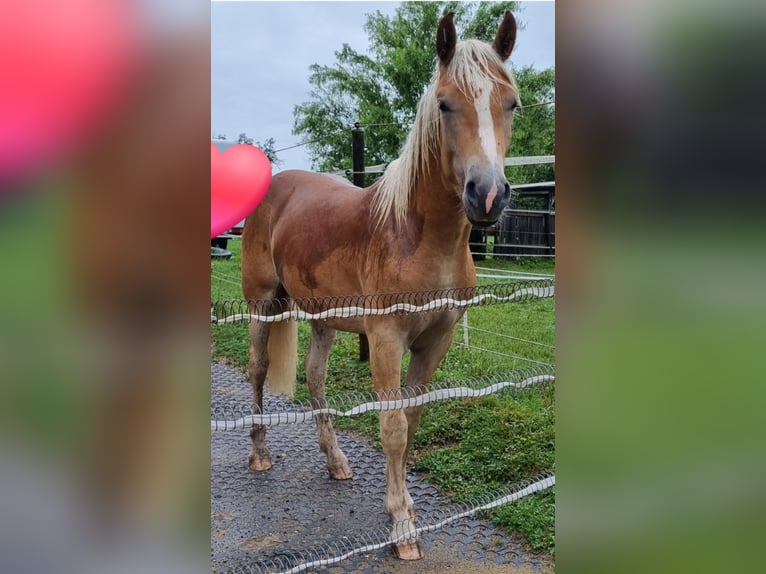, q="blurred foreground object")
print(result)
[0,0,140,192]
[557,1,766,573]
[0,2,210,573]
